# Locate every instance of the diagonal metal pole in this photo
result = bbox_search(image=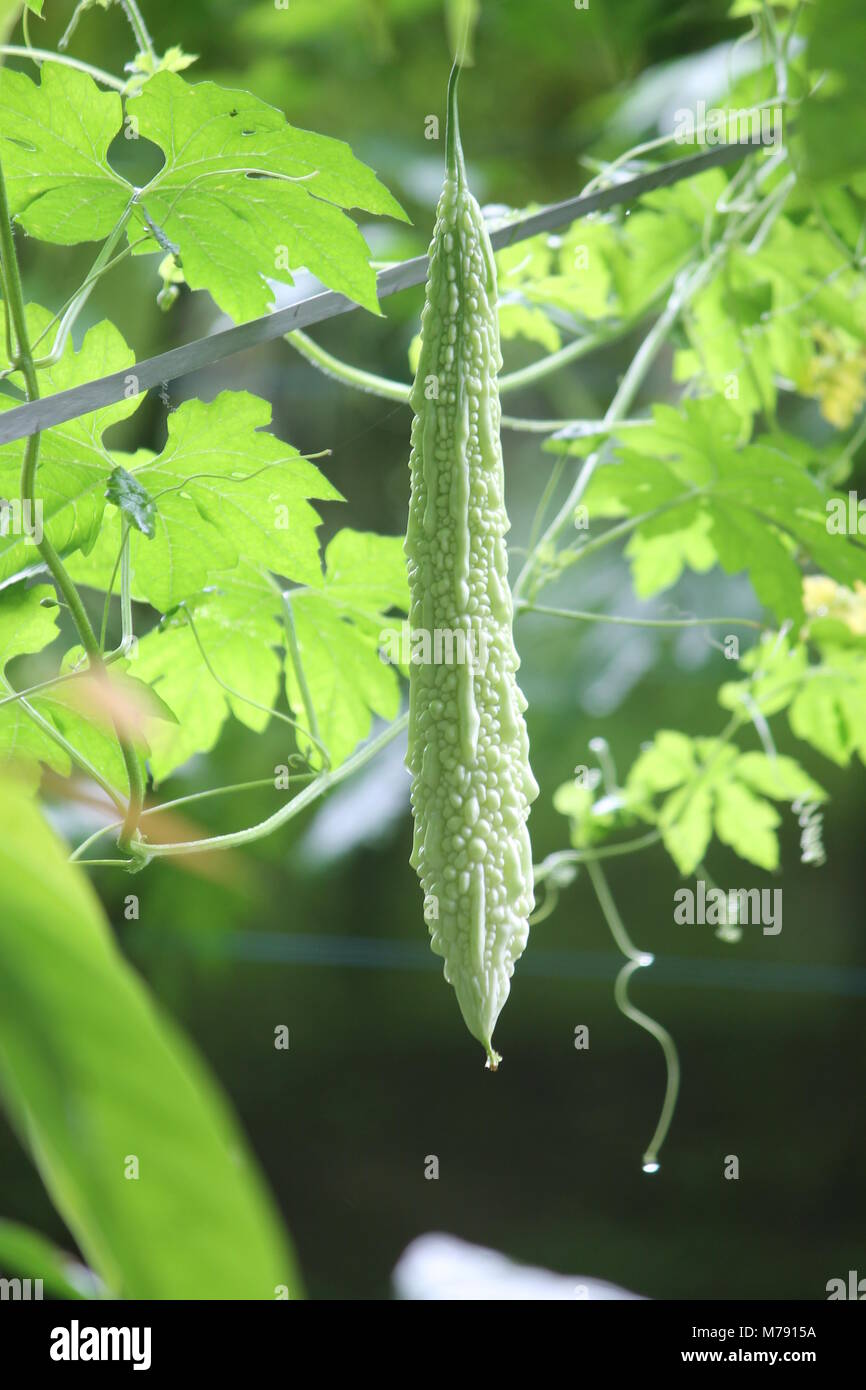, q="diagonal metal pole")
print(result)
[0,141,753,445]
